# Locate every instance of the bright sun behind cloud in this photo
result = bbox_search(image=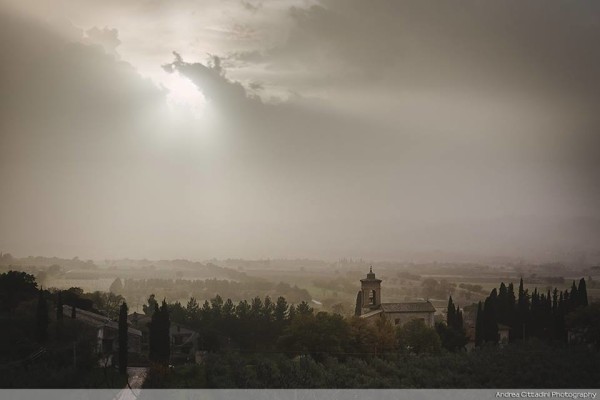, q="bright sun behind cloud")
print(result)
[162,72,206,114]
